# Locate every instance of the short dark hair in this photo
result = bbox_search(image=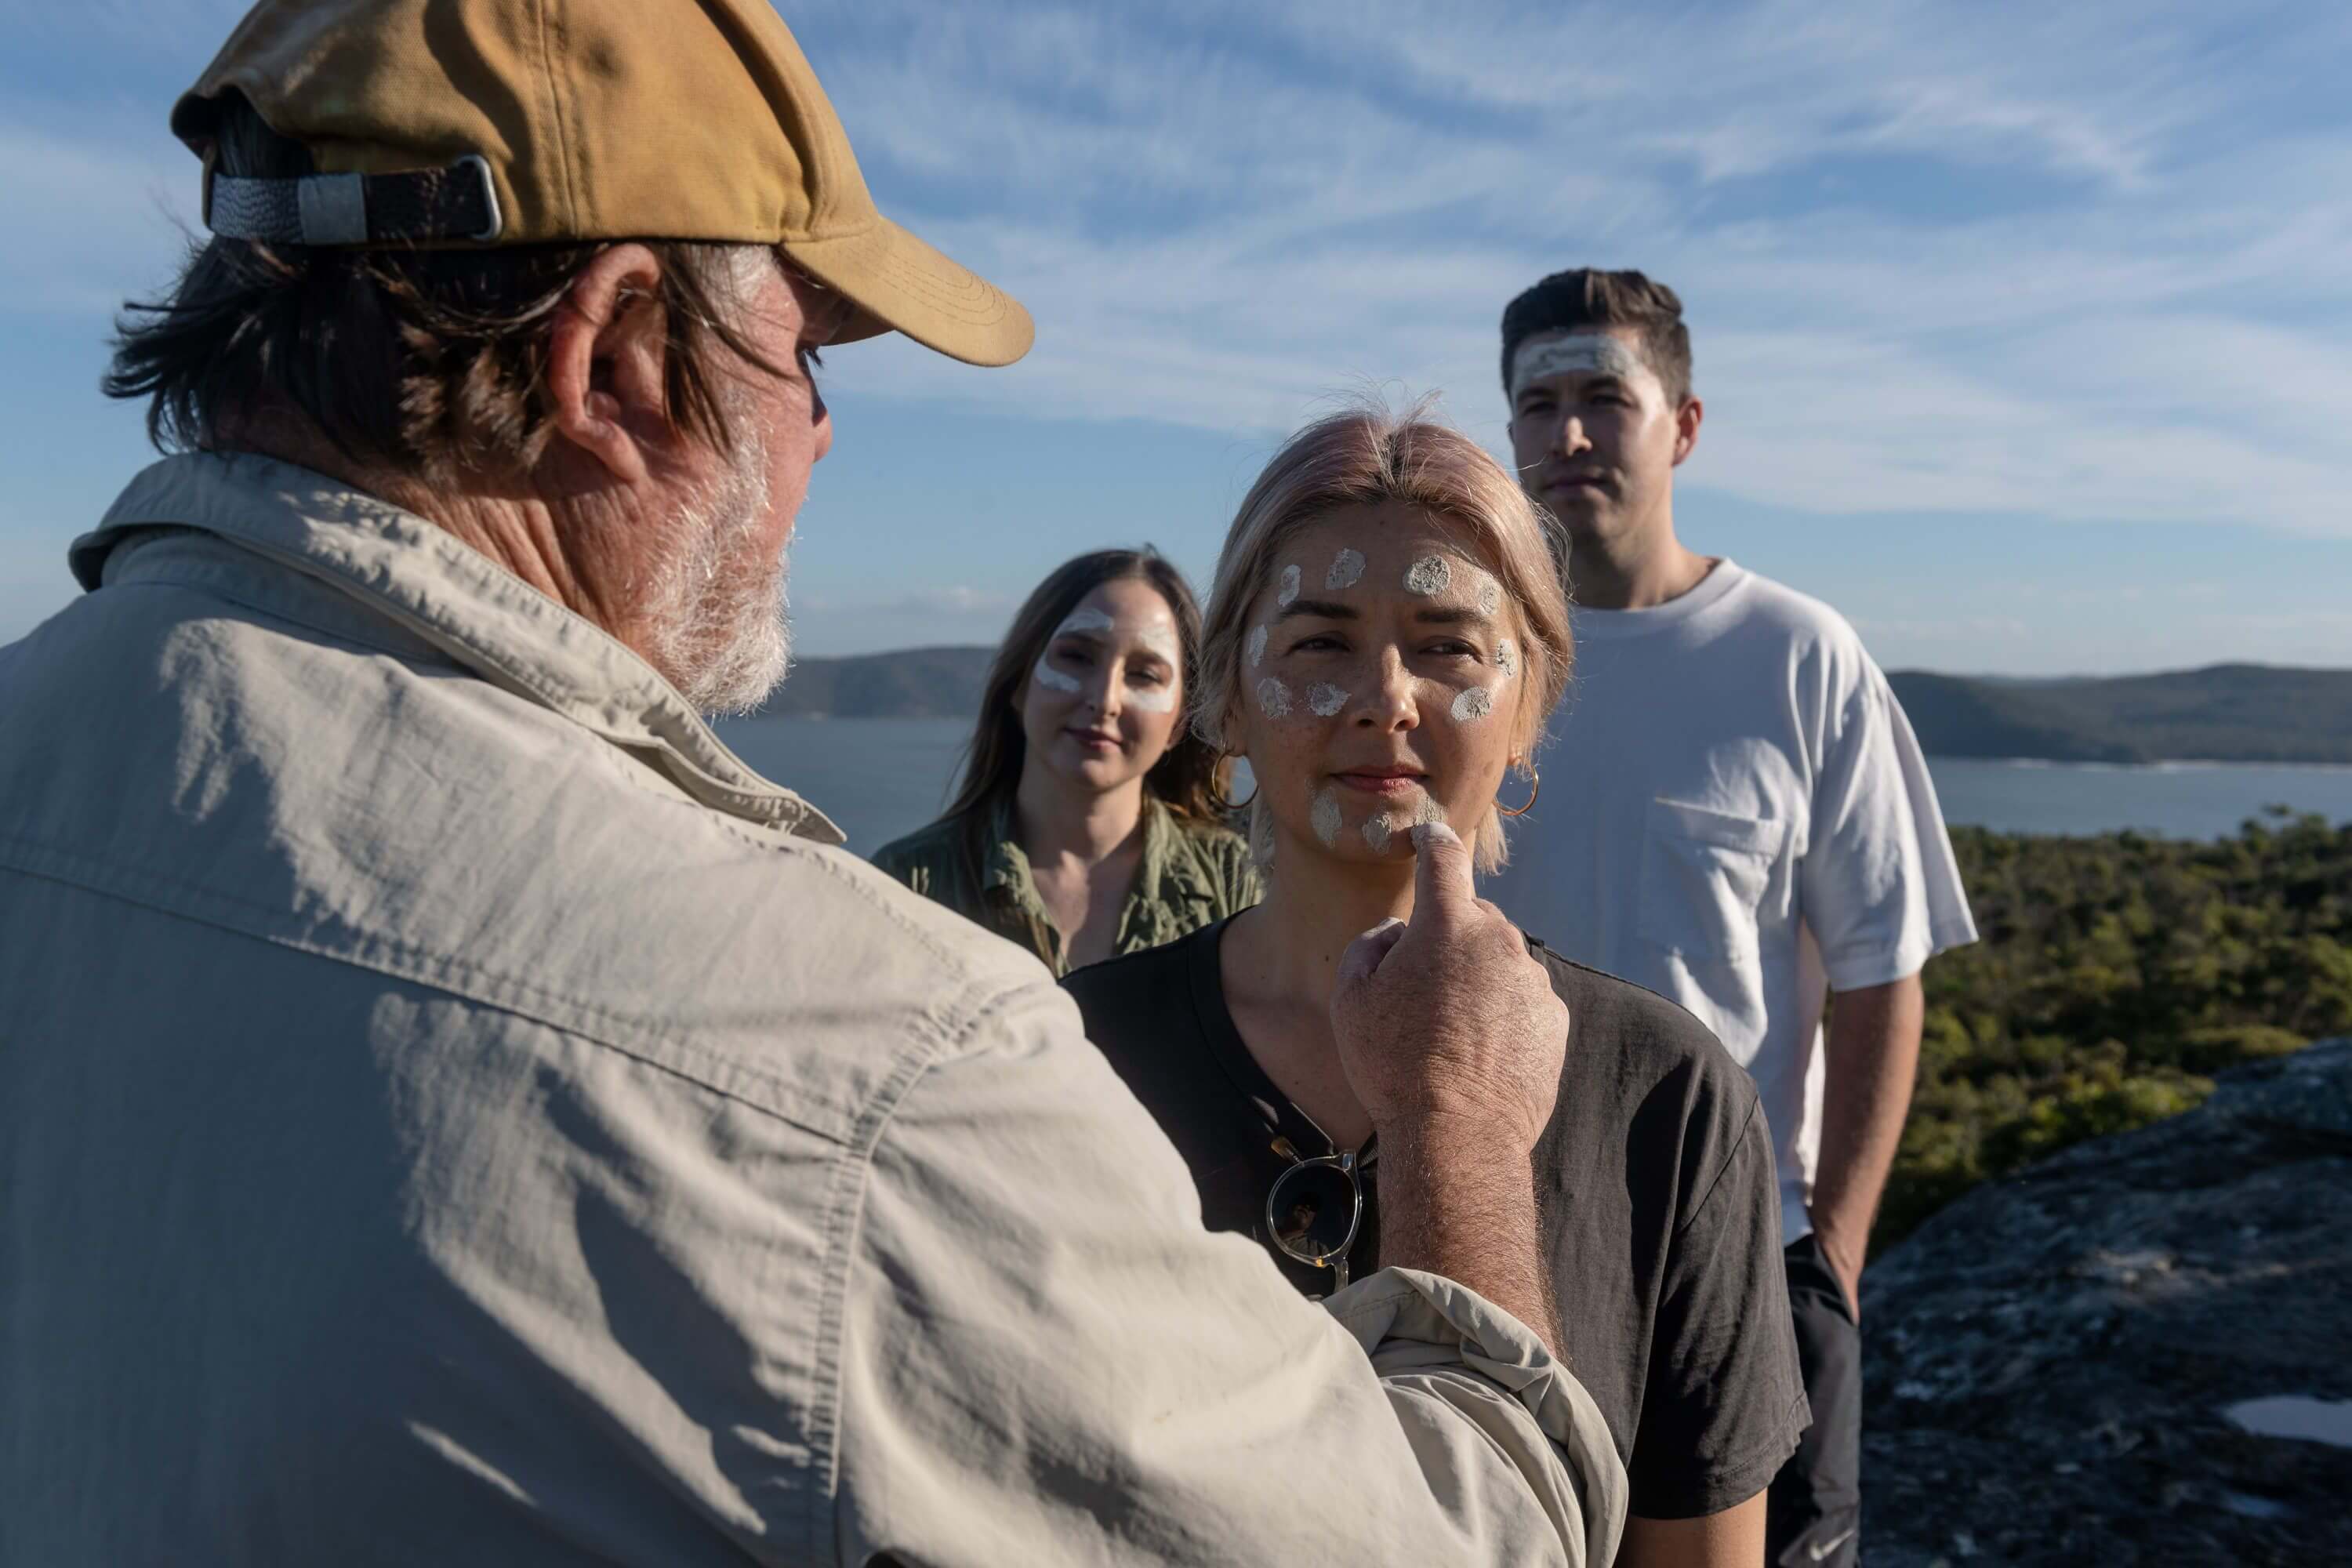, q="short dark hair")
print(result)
[1499,267,1693,406]
[105,92,797,481]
